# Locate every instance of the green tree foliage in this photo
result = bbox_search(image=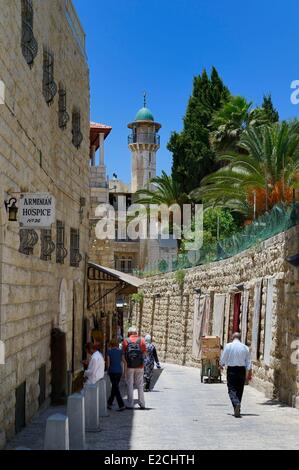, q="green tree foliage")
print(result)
[209,96,252,152]
[209,94,279,153]
[134,171,190,207]
[134,171,190,250]
[192,122,299,219]
[261,94,279,123]
[180,207,237,252]
[168,67,230,194]
[203,208,237,244]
